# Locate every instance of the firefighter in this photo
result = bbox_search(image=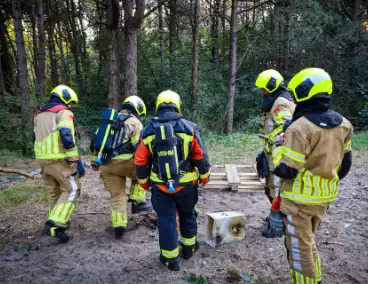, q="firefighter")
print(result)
[134,90,210,271]
[273,68,353,283]
[91,96,152,239]
[255,69,296,204]
[34,85,84,243]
